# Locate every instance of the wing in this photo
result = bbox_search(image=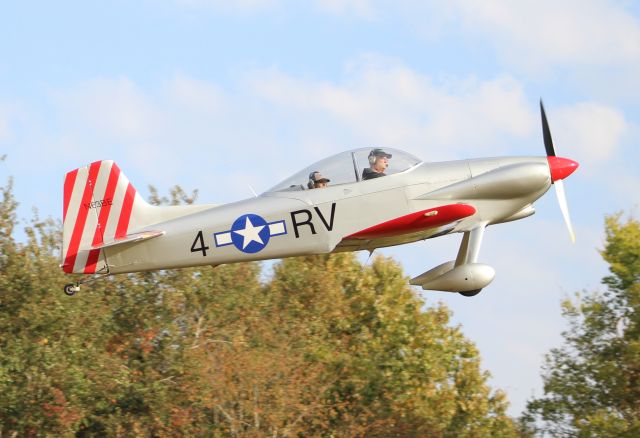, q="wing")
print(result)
[335,203,476,252]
